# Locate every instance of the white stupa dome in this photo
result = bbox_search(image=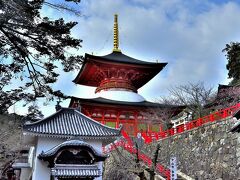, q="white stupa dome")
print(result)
[96,90,145,102]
